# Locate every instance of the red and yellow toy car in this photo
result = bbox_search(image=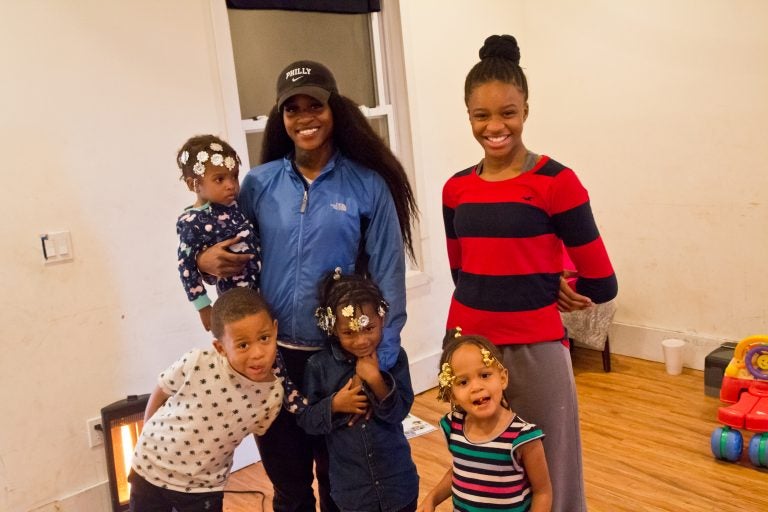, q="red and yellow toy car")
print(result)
[711,335,768,467]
